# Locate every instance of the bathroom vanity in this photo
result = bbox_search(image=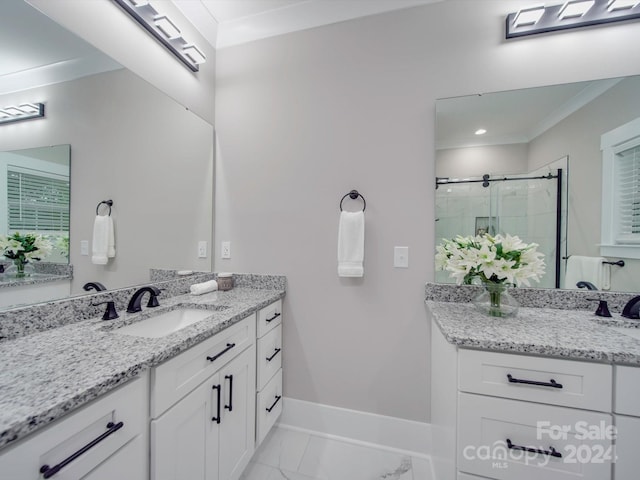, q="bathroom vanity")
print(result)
[0,275,284,480]
[428,299,640,480]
